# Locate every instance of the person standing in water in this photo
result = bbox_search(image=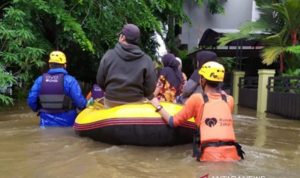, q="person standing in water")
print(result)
[96,24,156,108]
[151,61,245,161]
[27,51,87,127]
